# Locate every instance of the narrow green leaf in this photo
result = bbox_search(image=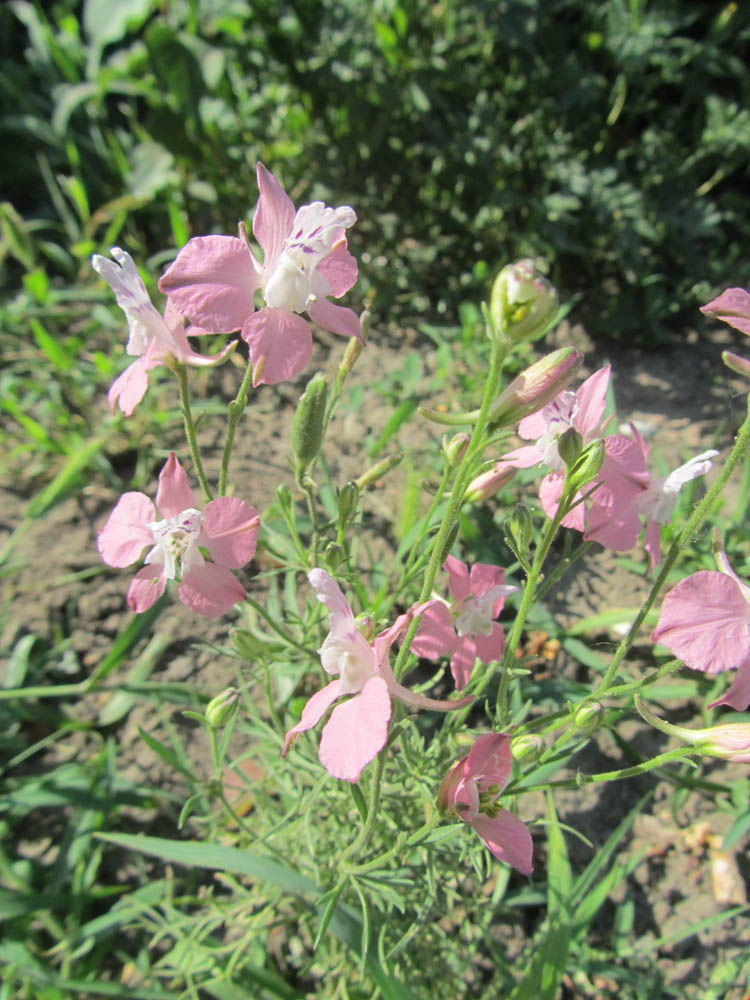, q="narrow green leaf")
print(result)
[368,399,417,458]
